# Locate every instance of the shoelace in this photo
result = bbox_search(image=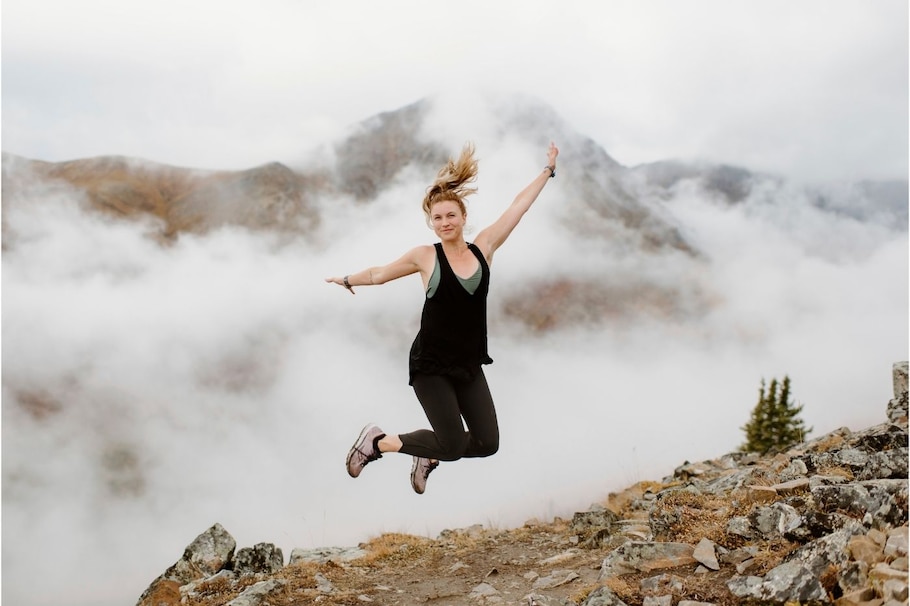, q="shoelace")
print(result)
[355,446,382,465]
[423,460,439,479]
